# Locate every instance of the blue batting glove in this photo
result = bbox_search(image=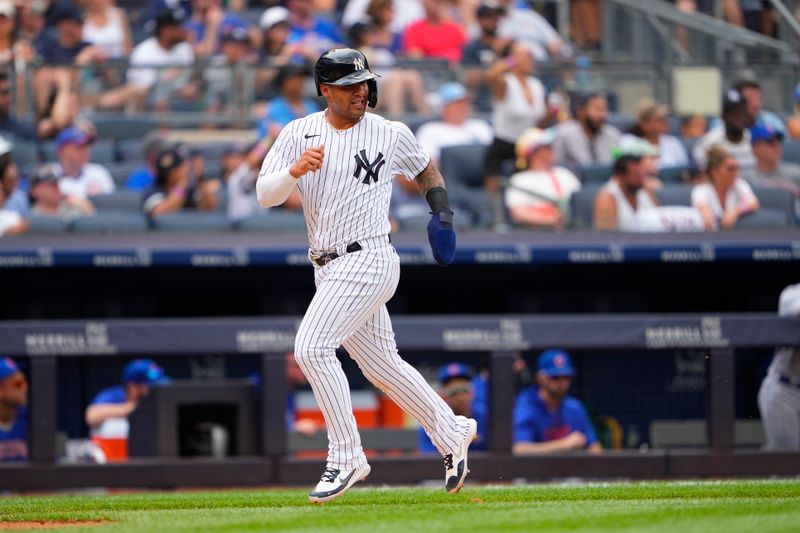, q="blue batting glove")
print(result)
[427,210,456,266]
